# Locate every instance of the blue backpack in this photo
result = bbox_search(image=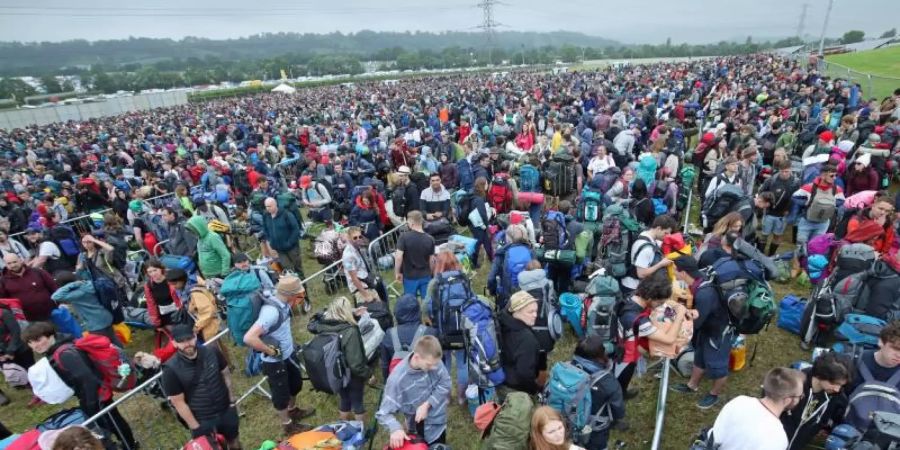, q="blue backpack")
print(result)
[777,295,806,335]
[462,297,506,387]
[592,167,621,196]
[543,360,612,445]
[50,307,83,338]
[432,270,477,350]
[519,164,540,193]
[559,293,585,337]
[220,271,288,346]
[651,198,668,215]
[579,189,603,223]
[49,225,80,268]
[501,244,533,302]
[834,314,886,349]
